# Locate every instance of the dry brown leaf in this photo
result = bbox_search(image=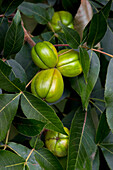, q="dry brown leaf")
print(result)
[74,0,93,40]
